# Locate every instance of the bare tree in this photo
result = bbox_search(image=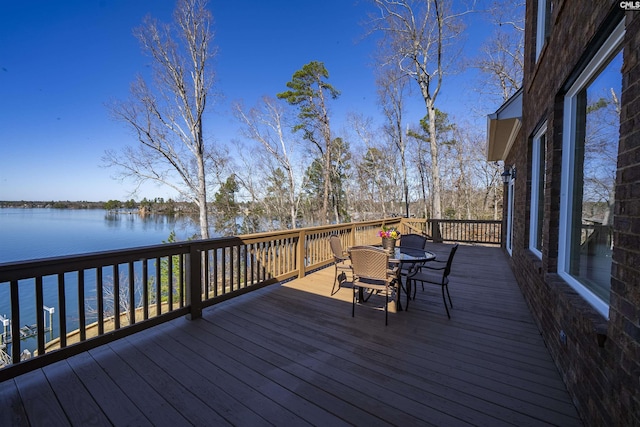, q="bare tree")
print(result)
[348,113,389,217]
[85,271,145,327]
[584,87,621,227]
[473,0,524,103]
[234,97,306,229]
[368,0,467,219]
[104,0,217,238]
[377,67,412,217]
